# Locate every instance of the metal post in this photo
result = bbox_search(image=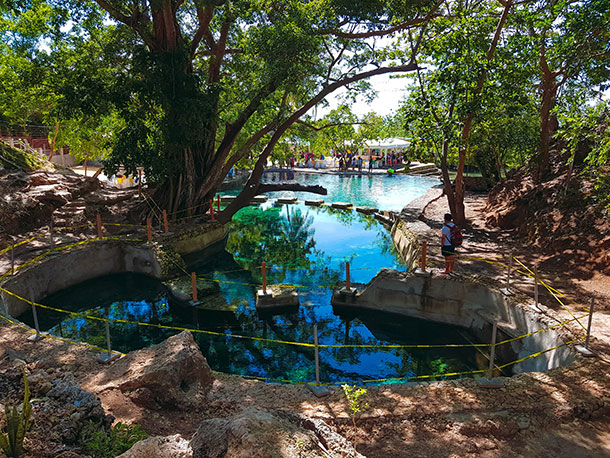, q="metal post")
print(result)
[104,318,112,357]
[534,266,539,308]
[191,272,198,303]
[162,210,169,234]
[49,215,54,247]
[209,199,215,221]
[421,241,427,272]
[146,218,152,244]
[506,253,512,290]
[96,214,103,239]
[262,261,267,294]
[31,299,41,336]
[346,262,351,291]
[314,323,320,385]
[585,298,595,349]
[10,244,14,276]
[487,322,497,378]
